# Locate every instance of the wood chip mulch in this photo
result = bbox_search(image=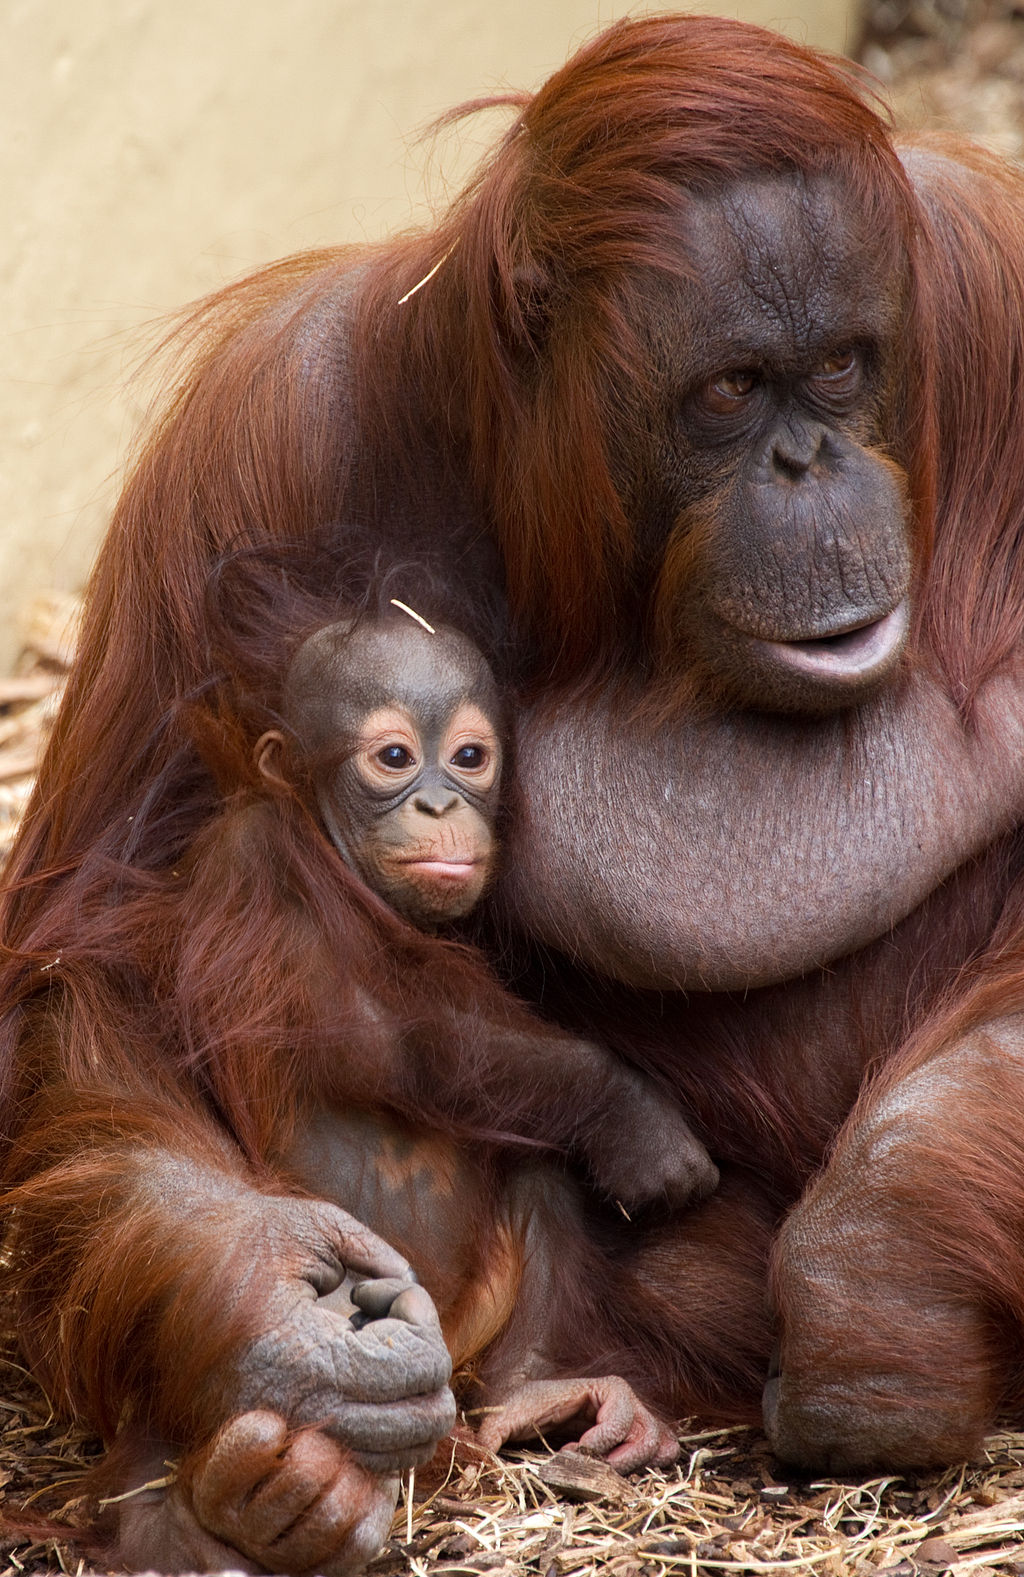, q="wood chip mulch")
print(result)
[2,1326,1024,1577]
[859,0,1024,157]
